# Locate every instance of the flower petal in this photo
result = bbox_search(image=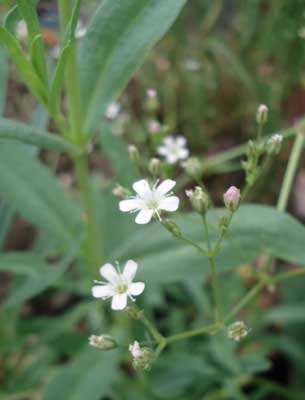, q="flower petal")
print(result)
[122,260,138,282]
[160,196,179,211]
[132,179,151,197]
[92,285,114,298]
[128,282,145,296]
[163,136,174,146]
[157,145,168,156]
[166,154,178,164]
[135,209,154,224]
[176,136,187,146]
[111,293,127,310]
[156,179,176,195]
[119,198,141,212]
[178,148,189,159]
[99,263,119,284]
